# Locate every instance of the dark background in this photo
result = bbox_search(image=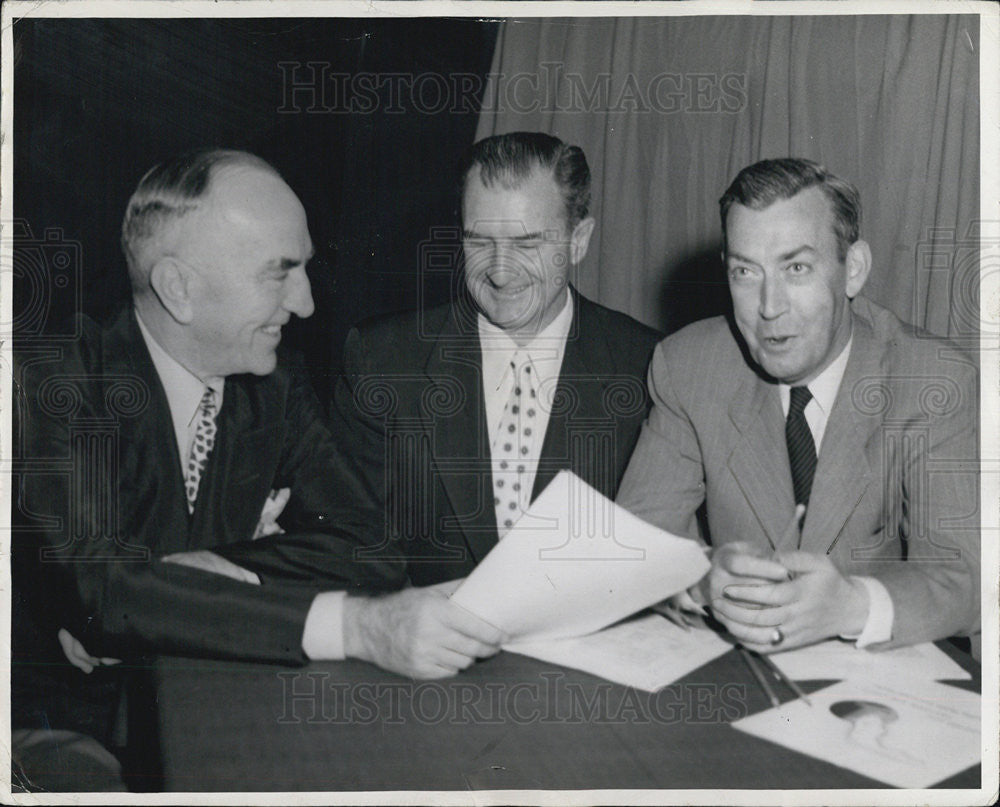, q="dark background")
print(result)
[13,17,499,394]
